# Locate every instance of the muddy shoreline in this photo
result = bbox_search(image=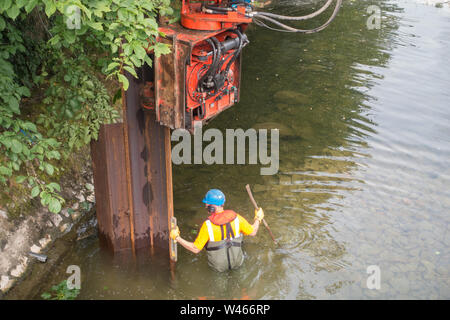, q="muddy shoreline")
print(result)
[0,148,97,299]
[2,209,97,299]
